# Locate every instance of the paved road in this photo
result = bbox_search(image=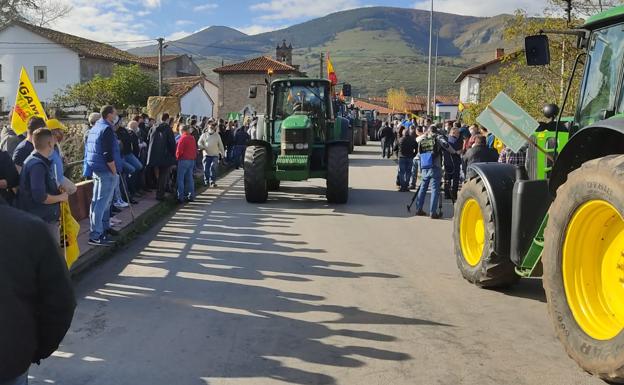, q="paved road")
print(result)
[30,143,604,385]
